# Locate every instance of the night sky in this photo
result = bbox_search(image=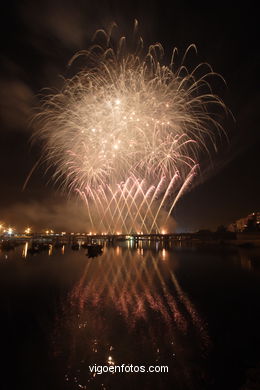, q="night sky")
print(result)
[0,0,259,232]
